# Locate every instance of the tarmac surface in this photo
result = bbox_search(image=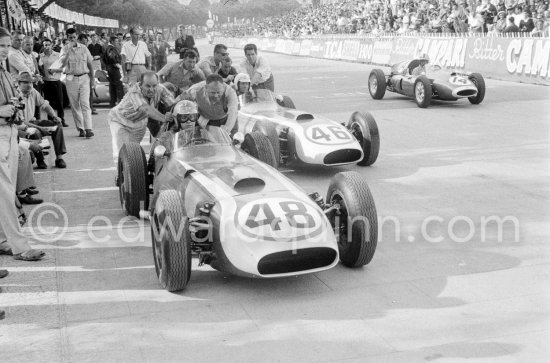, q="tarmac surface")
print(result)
[0,39,549,362]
